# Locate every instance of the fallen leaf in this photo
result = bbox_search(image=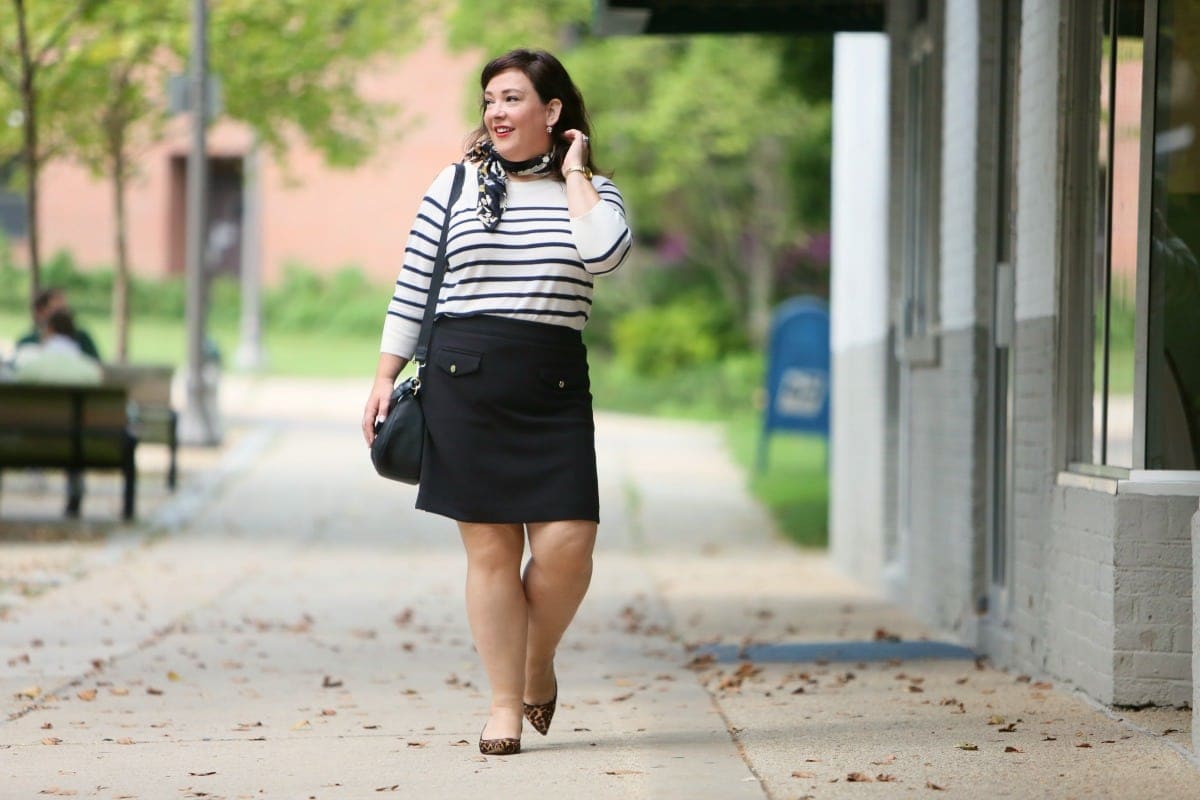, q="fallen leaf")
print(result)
[116,737,134,745]
[189,772,217,776]
[375,786,399,792]
[605,770,643,776]
[18,686,43,700]
[612,692,634,702]
[1031,681,1053,690]
[37,789,76,796]
[956,743,979,751]
[290,720,311,731]
[927,780,946,790]
[685,653,716,670]
[1005,746,1023,753]
[363,724,380,730]
[110,687,129,696]
[874,628,901,642]
[847,772,873,782]
[1076,743,1092,748]
[322,676,343,688]
[1015,674,1031,683]
[451,739,469,746]
[41,737,63,745]
[791,770,817,778]
[77,689,97,702]
[406,741,427,748]
[1162,728,1180,736]
[320,709,337,717]
[871,755,897,765]
[167,671,182,682]
[1042,736,1057,741]
[987,715,1006,725]
[146,687,163,696]
[877,773,898,782]
[999,723,1017,733]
